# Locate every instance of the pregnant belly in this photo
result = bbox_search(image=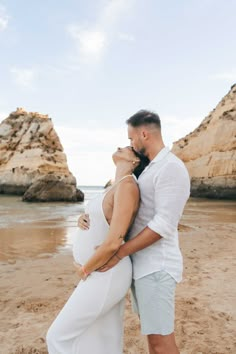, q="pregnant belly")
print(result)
[73,228,104,265]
